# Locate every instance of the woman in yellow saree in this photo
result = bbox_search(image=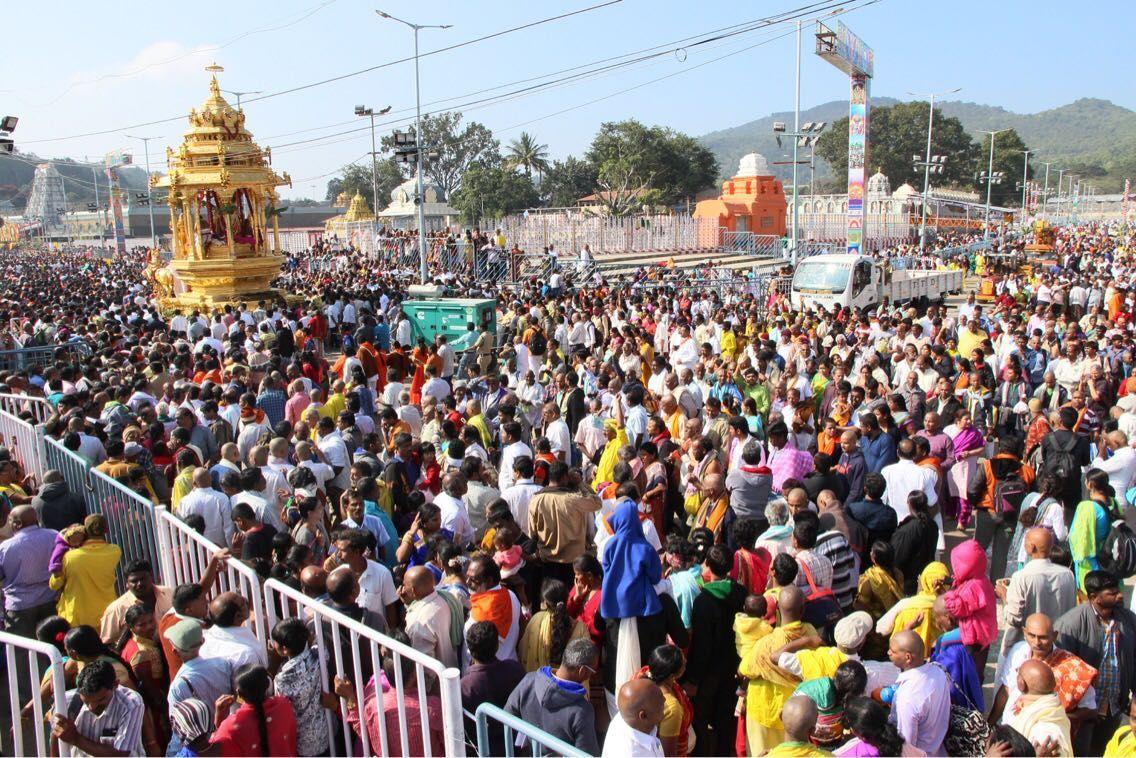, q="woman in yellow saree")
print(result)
[889,561,950,654]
